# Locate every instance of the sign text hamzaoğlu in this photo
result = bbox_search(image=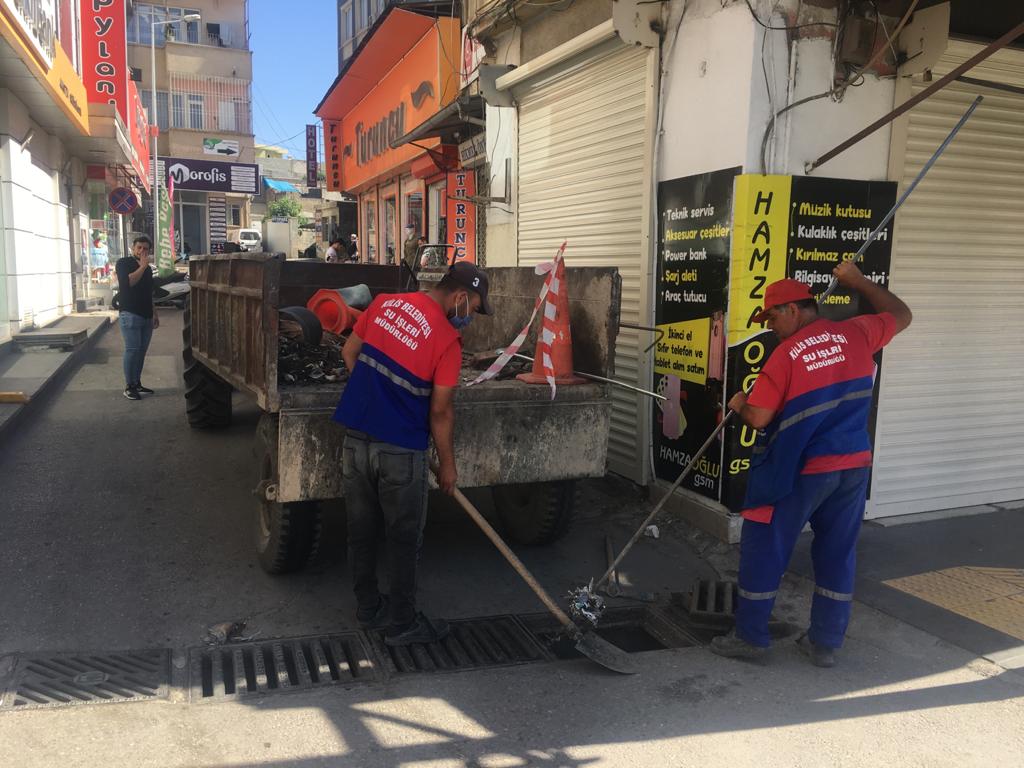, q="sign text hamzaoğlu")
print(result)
[157,157,260,194]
